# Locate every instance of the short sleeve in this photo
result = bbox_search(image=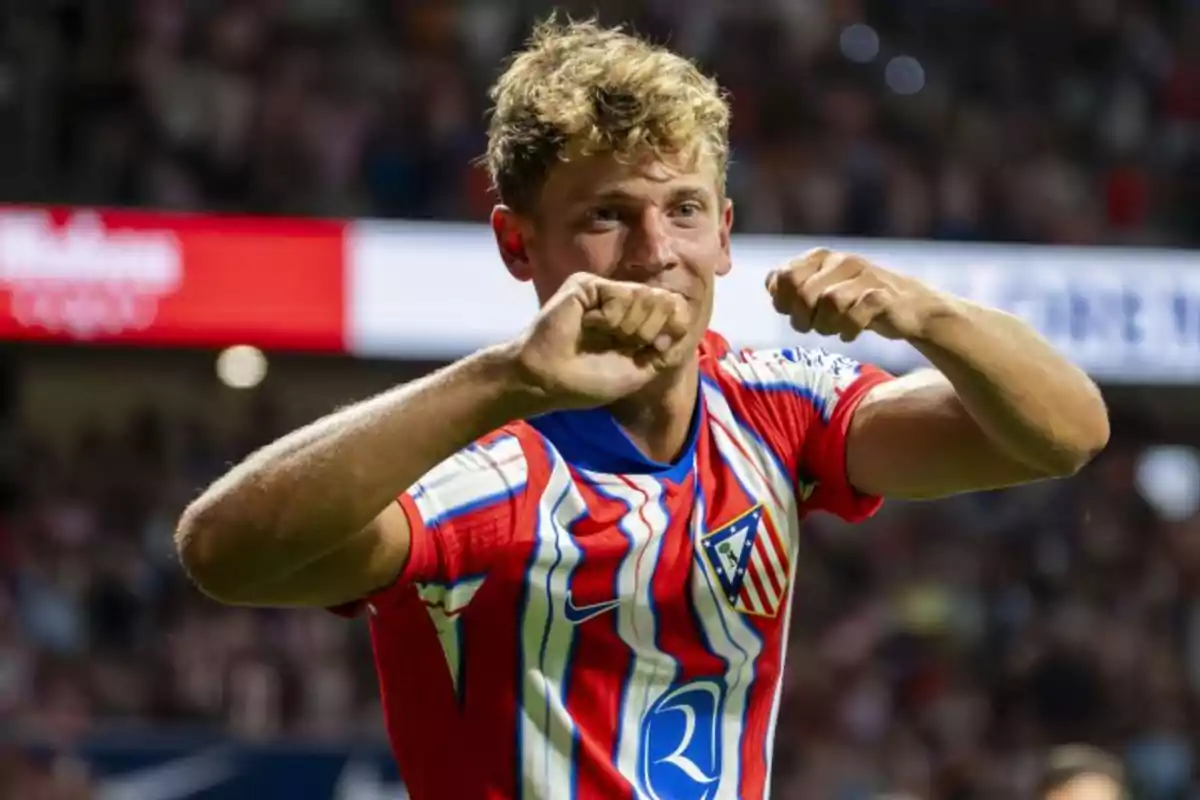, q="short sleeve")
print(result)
[713,345,893,523]
[330,429,535,618]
